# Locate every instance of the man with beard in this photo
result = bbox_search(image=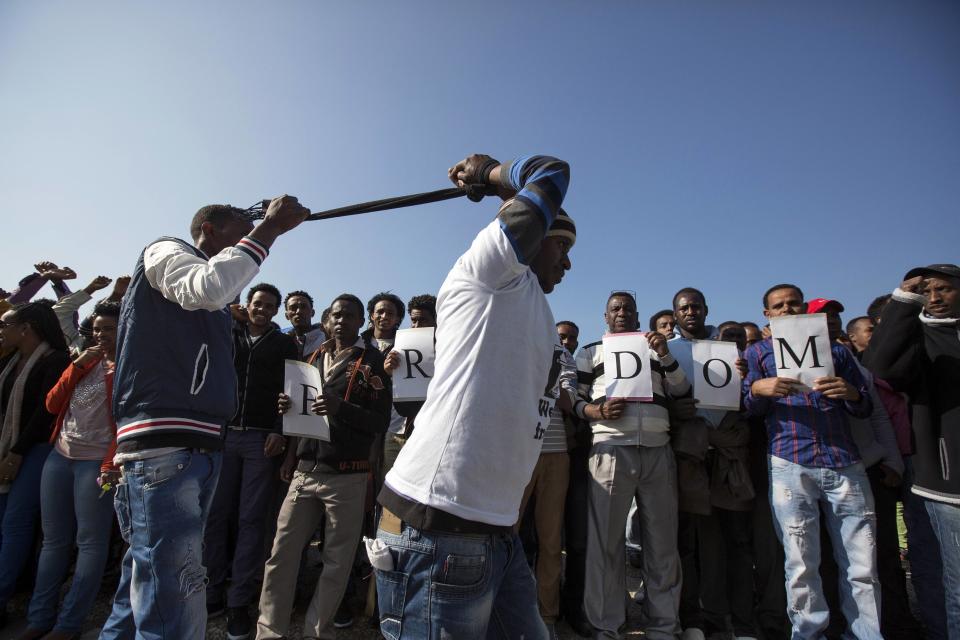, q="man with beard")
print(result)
[865,264,960,638]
